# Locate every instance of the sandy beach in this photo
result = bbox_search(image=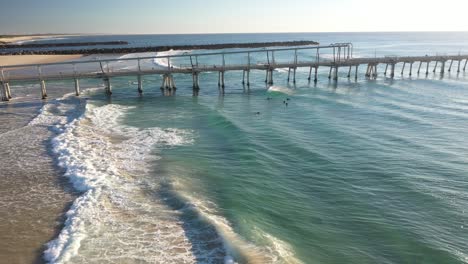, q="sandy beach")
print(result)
[0,35,76,44]
[0,55,83,66]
